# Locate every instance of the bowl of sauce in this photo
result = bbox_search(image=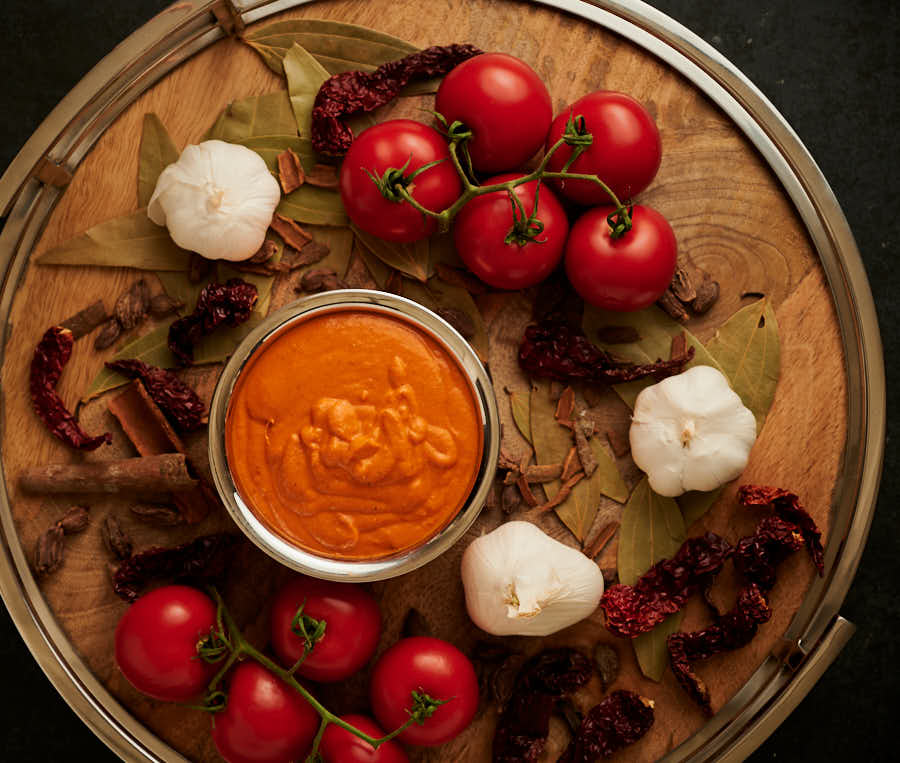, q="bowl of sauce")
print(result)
[208,290,499,581]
